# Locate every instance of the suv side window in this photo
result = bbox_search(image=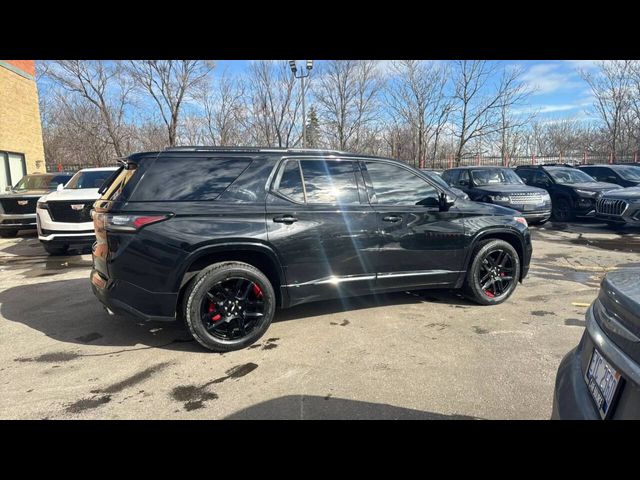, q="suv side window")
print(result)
[274,160,305,203]
[516,169,532,184]
[364,161,438,206]
[531,170,551,187]
[458,170,470,186]
[442,170,457,185]
[299,160,360,205]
